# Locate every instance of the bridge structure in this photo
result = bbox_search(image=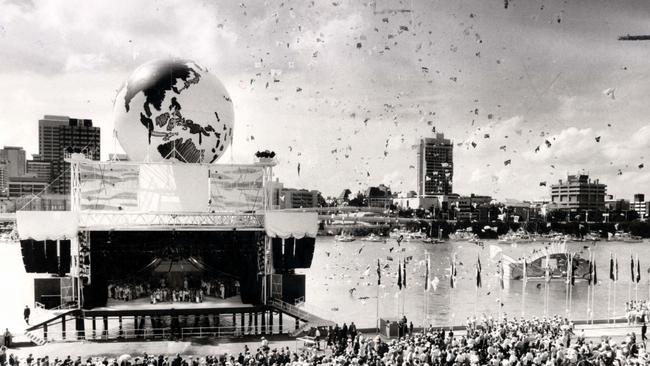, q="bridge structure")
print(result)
[502,240,571,281]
